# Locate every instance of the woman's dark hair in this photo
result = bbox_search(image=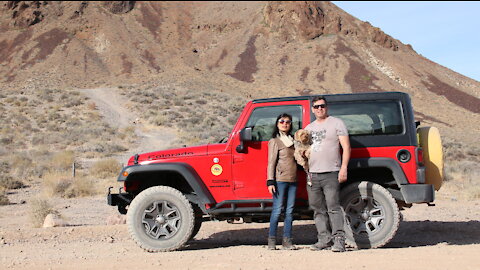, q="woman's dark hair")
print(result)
[271,113,293,138]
